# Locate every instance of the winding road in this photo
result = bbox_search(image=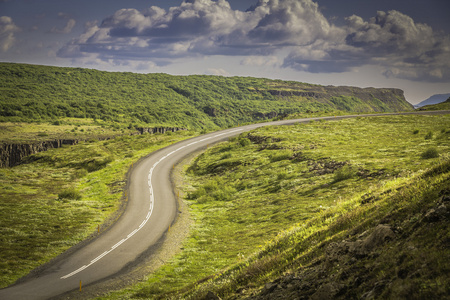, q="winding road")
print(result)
[0,111,447,299]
